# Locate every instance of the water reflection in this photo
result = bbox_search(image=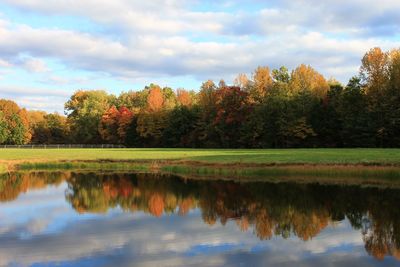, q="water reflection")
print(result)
[0,171,399,265]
